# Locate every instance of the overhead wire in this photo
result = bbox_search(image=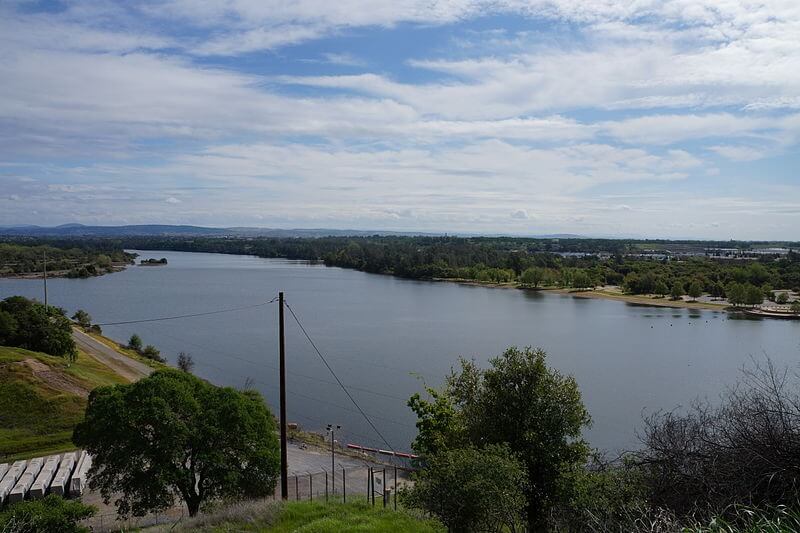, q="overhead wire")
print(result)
[95,296,280,326]
[134,321,415,429]
[92,294,412,453]
[284,300,398,455]
[133,317,410,401]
